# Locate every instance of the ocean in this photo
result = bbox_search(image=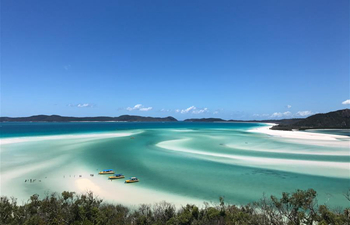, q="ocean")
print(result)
[0,122,349,208]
